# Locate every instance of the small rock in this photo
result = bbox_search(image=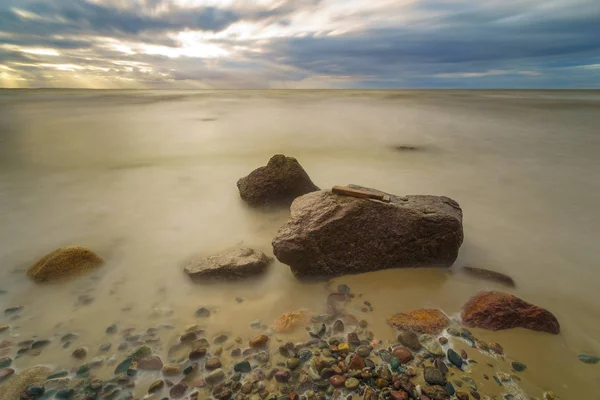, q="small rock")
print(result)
[447,349,463,368]
[390,391,408,400]
[138,356,163,370]
[205,357,222,370]
[397,331,422,351]
[250,320,261,329]
[274,370,291,383]
[421,384,451,400]
[333,320,345,333]
[489,342,504,354]
[0,368,15,381]
[438,337,448,345]
[287,358,301,370]
[55,388,75,399]
[148,380,164,393]
[329,375,346,387]
[44,377,70,391]
[511,361,527,372]
[170,382,188,398]
[72,347,87,359]
[456,392,469,400]
[195,307,211,317]
[4,306,23,315]
[424,366,446,386]
[378,349,392,362]
[205,368,225,385]
[345,377,360,390]
[99,343,112,352]
[356,345,372,357]
[234,361,251,373]
[162,364,182,376]
[129,345,152,359]
[76,363,89,376]
[434,359,449,375]
[349,353,365,370]
[420,334,444,357]
[308,324,326,338]
[235,297,244,303]
[298,349,312,362]
[189,348,207,360]
[578,353,600,364]
[347,332,360,346]
[470,390,481,400]
[180,332,197,343]
[213,334,229,344]
[337,342,350,352]
[460,349,468,359]
[337,284,351,294]
[47,370,69,379]
[0,357,11,368]
[392,347,413,363]
[0,325,8,333]
[106,324,118,334]
[249,335,269,348]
